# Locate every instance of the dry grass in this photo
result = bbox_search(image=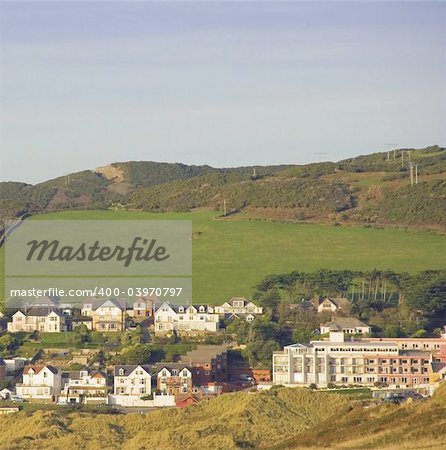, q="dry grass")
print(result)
[0,388,348,450]
[2,384,445,449]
